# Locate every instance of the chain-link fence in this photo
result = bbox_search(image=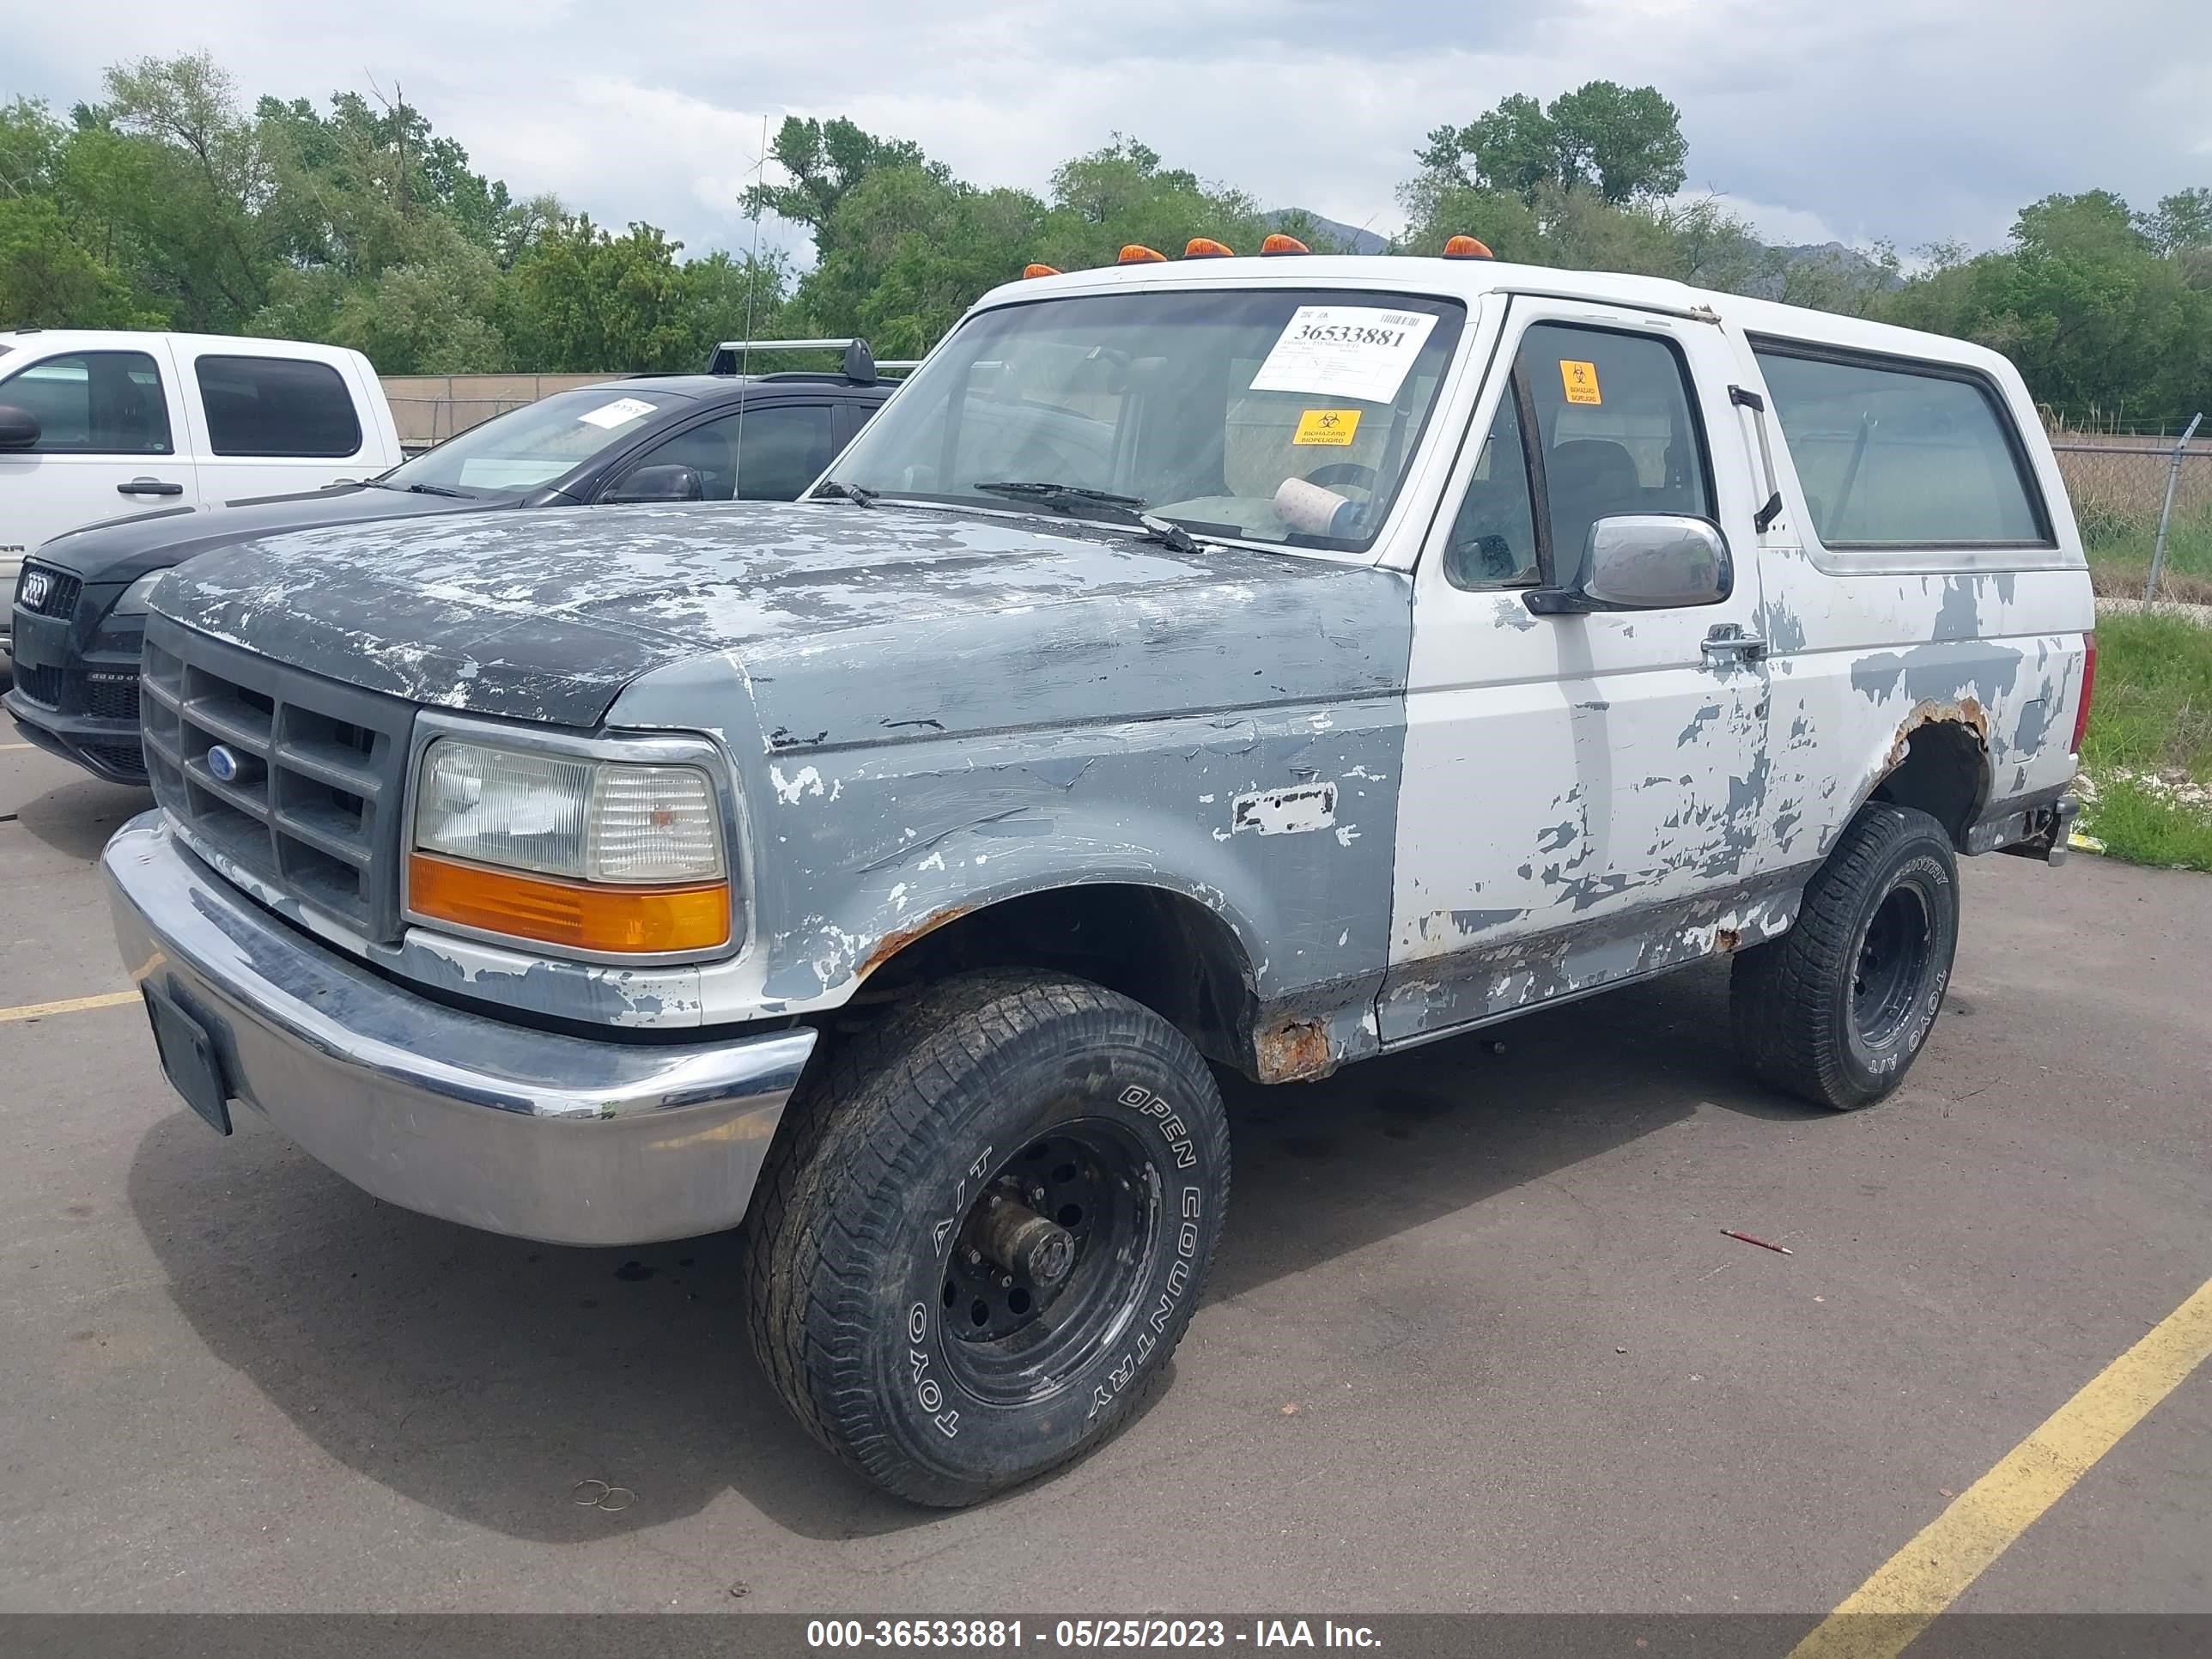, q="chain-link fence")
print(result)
[2051,424,2212,602]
